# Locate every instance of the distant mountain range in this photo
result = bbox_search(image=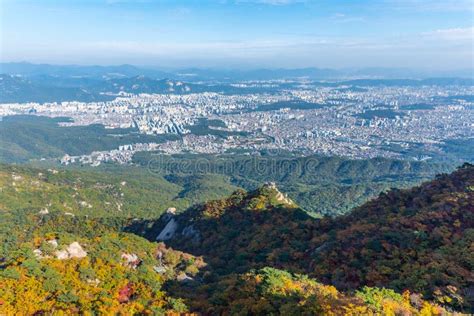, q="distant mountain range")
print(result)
[2,62,473,81]
[0,74,202,103]
[1,62,472,103]
[0,74,114,103]
[0,62,170,79]
[1,71,473,103]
